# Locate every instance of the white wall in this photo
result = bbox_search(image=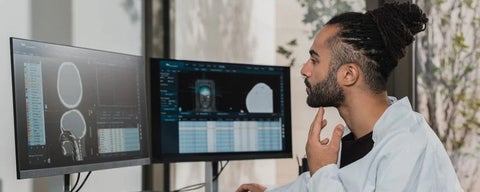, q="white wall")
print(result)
[175,0,275,65]
[0,1,32,192]
[0,0,144,191]
[72,0,142,55]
